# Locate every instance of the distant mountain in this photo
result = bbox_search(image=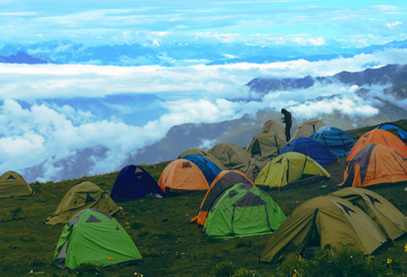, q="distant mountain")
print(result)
[247,64,406,93]
[1,39,407,66]
[0,51,51,64]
